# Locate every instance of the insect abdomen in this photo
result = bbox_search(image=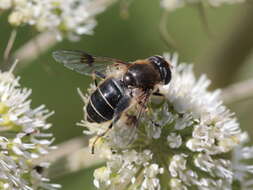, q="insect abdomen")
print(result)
[86,78,124,123]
